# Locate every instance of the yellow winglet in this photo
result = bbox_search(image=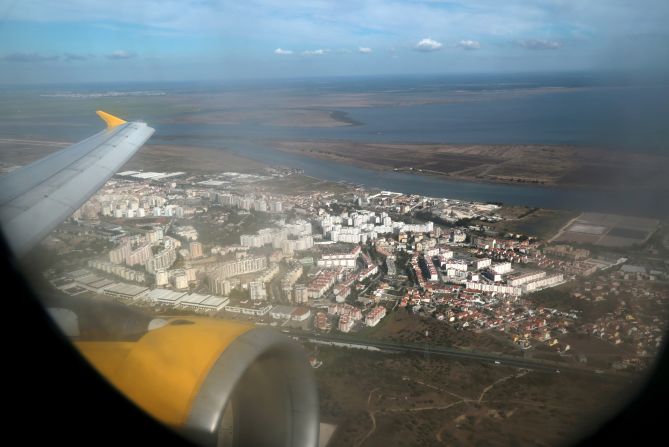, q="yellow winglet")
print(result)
[96,110,127,129]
